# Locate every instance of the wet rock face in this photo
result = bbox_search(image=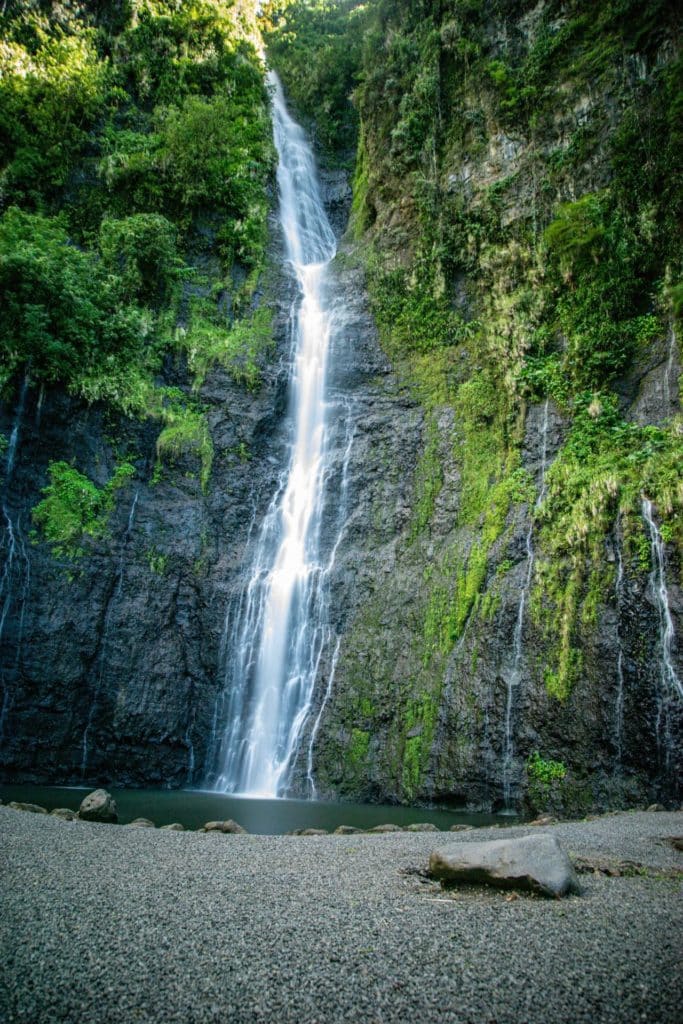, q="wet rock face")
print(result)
[0,141,681,812]
[0,175,420,796]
